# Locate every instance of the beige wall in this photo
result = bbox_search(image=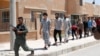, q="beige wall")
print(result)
[17,0,65,18]
[1,0,100,42]
[94,5,100,16]
[83,3,94,16]
[0,0,9,9]
[66,0,100,17]
[0,0,66,42]
[66,0,82,15]
[16,0,66,39]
